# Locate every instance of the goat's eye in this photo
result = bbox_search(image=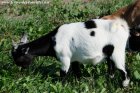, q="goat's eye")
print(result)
[21,48,26,54]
